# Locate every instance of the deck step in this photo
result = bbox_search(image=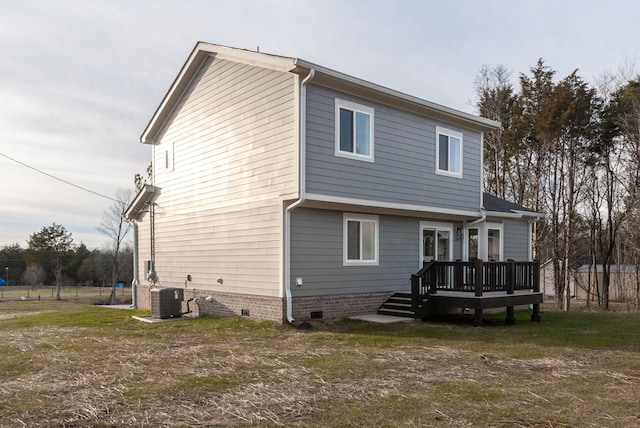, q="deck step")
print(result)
[377,292,417,318]
[377,308,415,317]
